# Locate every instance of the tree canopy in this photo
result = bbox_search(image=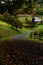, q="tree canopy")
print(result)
[0,0,42,14]
[0,0,25,14]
